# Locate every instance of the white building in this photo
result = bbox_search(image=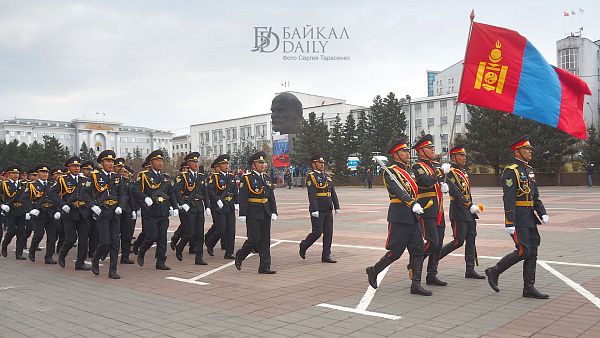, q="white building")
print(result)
[172,134,192,162]
[0,118,174,158]
[189,91,367,161]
